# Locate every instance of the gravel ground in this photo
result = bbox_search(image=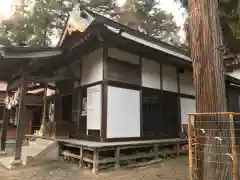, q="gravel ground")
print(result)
[0,156,188,180]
